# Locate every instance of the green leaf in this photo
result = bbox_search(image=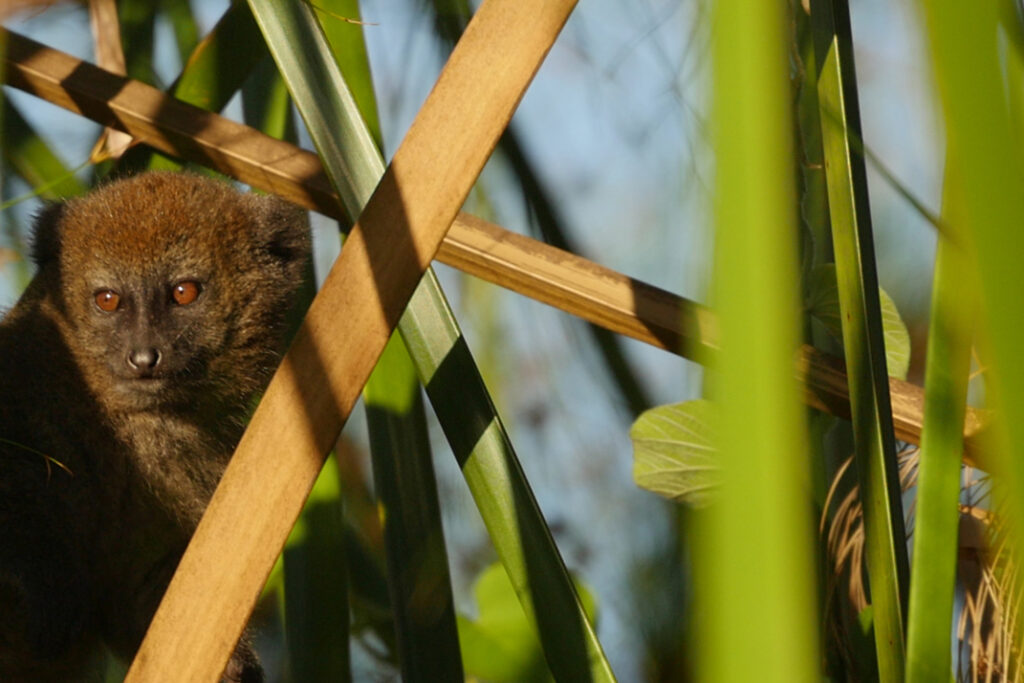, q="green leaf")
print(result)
[247,0,380,213]
[247,3,463,678]
[920,2,1024,638]
[919,0,1024,677]
[630,400,719,507]
[118,0,158,85]
[880,289,911,381]
[807,264,911,380]
[457,563,597,683]
[458,564,548,683]
[312,0,382,147]
[170,3,266,112]
[282,457,352,682]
